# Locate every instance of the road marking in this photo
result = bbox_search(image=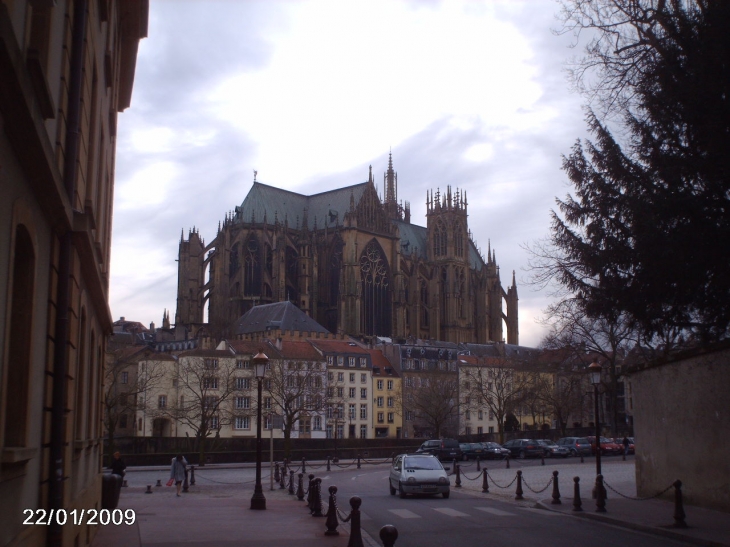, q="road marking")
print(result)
[474,507,517,517]
[433,507,470,517]
[388,509,421,519]
[521,508,565,516]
